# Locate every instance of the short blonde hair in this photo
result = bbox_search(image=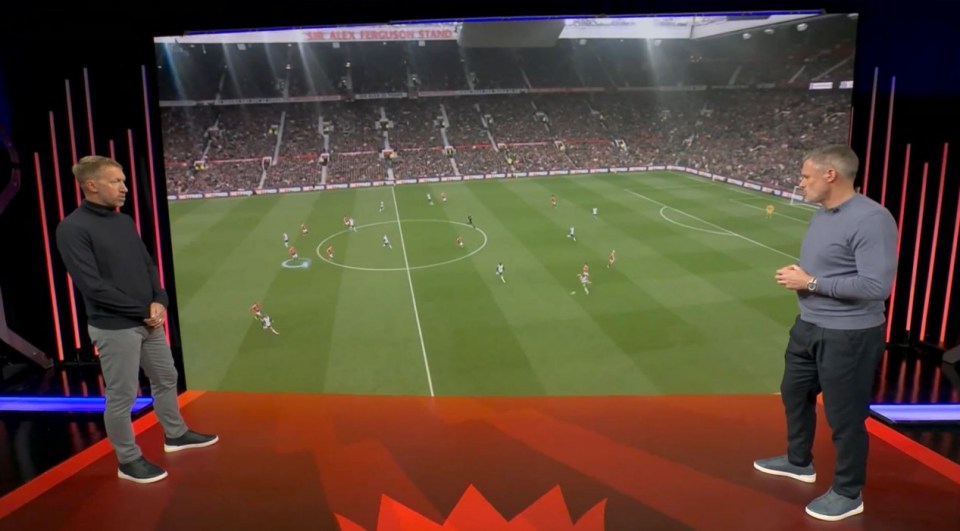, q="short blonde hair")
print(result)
[804,145,859,181]
[72,155,122,184]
